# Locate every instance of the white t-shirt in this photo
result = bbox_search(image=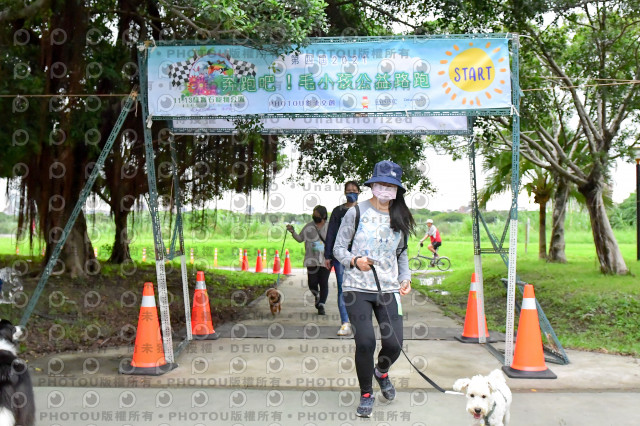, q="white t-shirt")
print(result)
[333,200,410,293]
